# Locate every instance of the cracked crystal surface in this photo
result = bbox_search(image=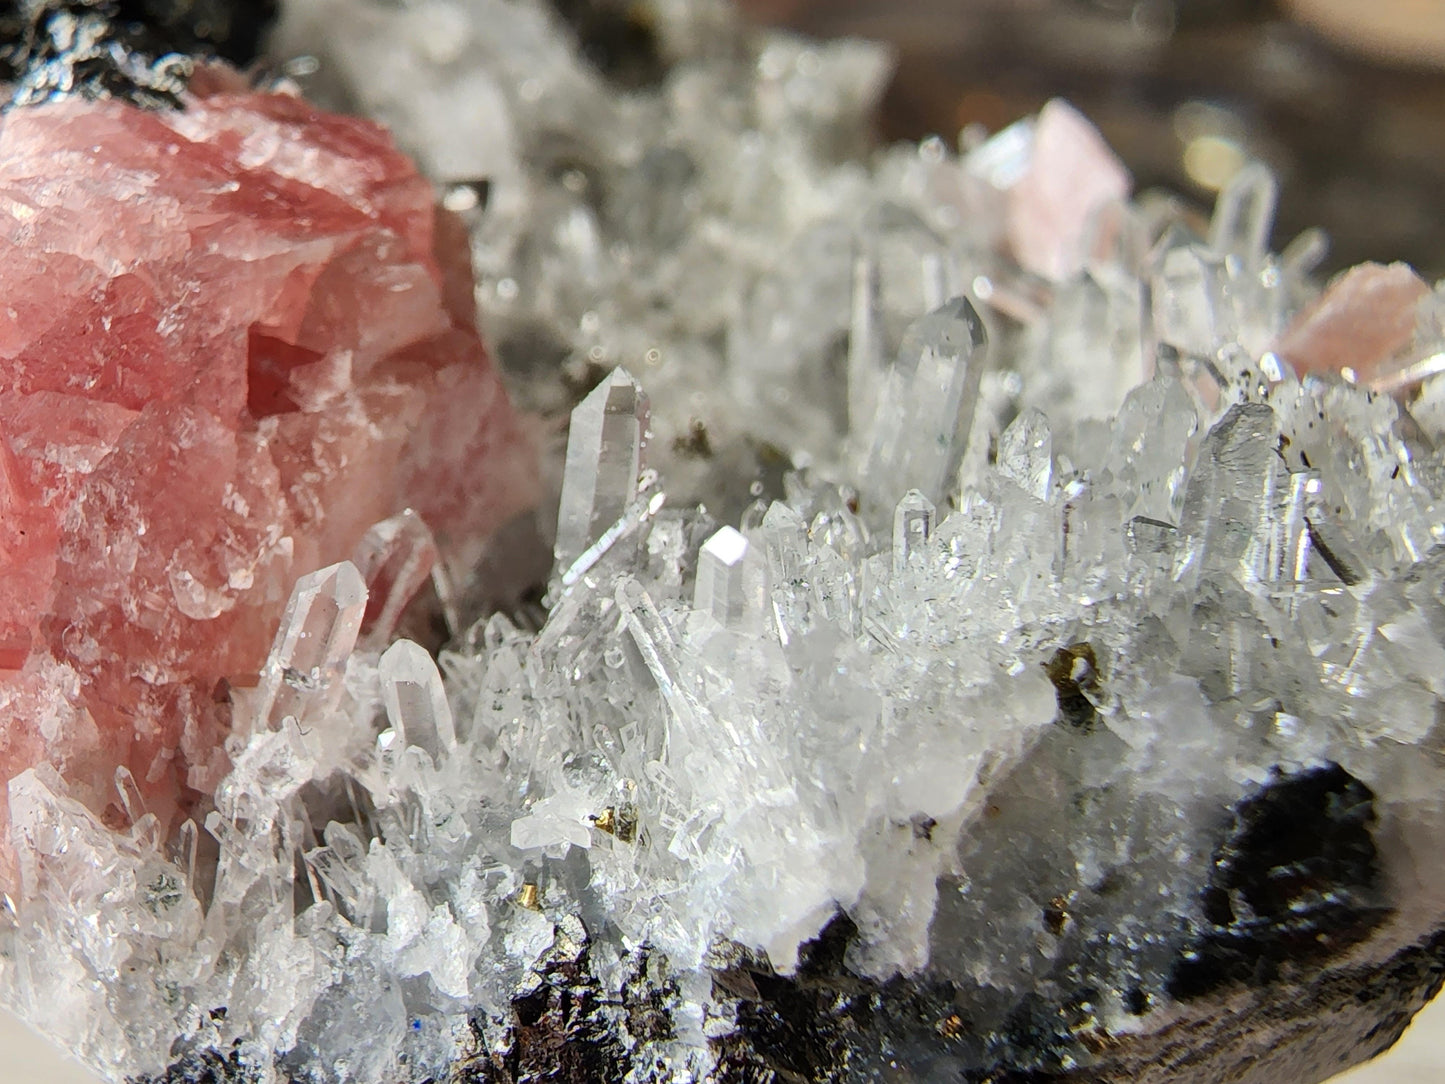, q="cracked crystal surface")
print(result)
[0,80,537,891]
[3,1,1445,1082]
